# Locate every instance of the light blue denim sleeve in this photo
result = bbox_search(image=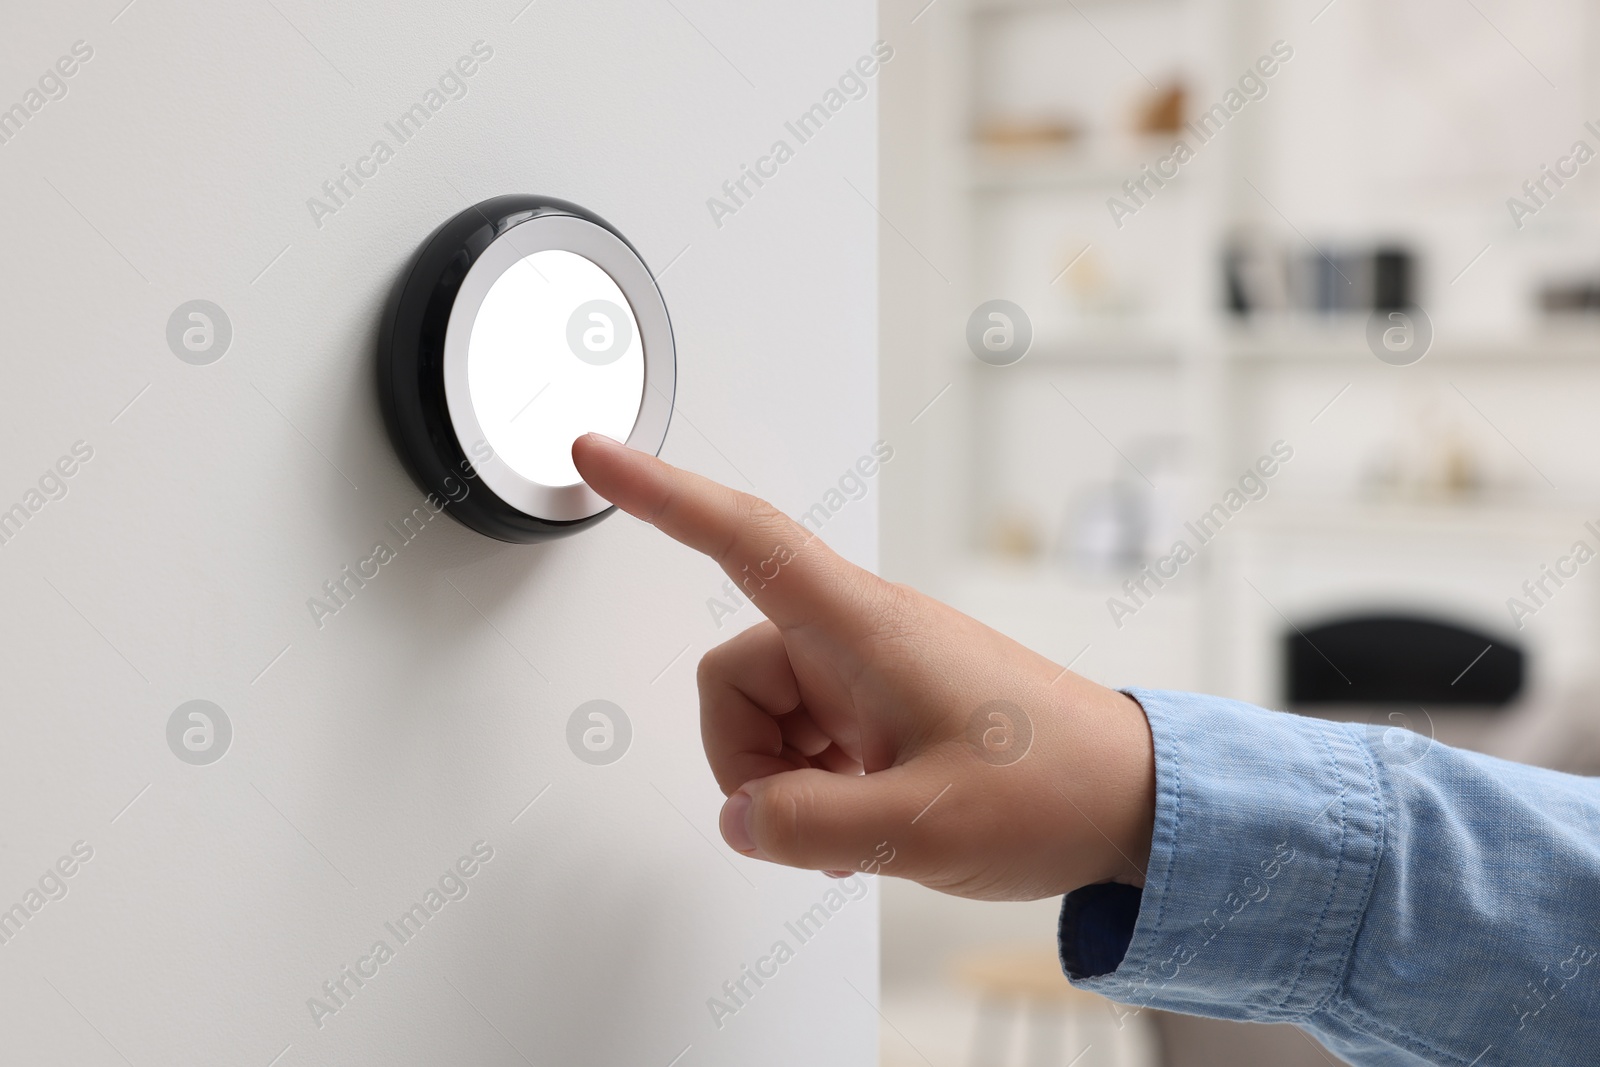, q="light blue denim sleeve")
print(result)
[1058,688,1600,1067]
